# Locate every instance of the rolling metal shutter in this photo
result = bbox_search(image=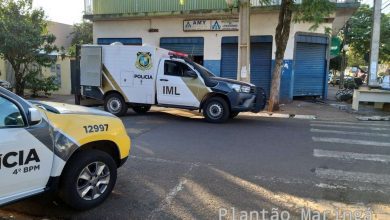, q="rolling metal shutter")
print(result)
[97,38,142,45]
[221,36,273,96]
[251,42,272,97]
[160,37,204,56]
[293,35,328,97]
[220,38,238,80]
